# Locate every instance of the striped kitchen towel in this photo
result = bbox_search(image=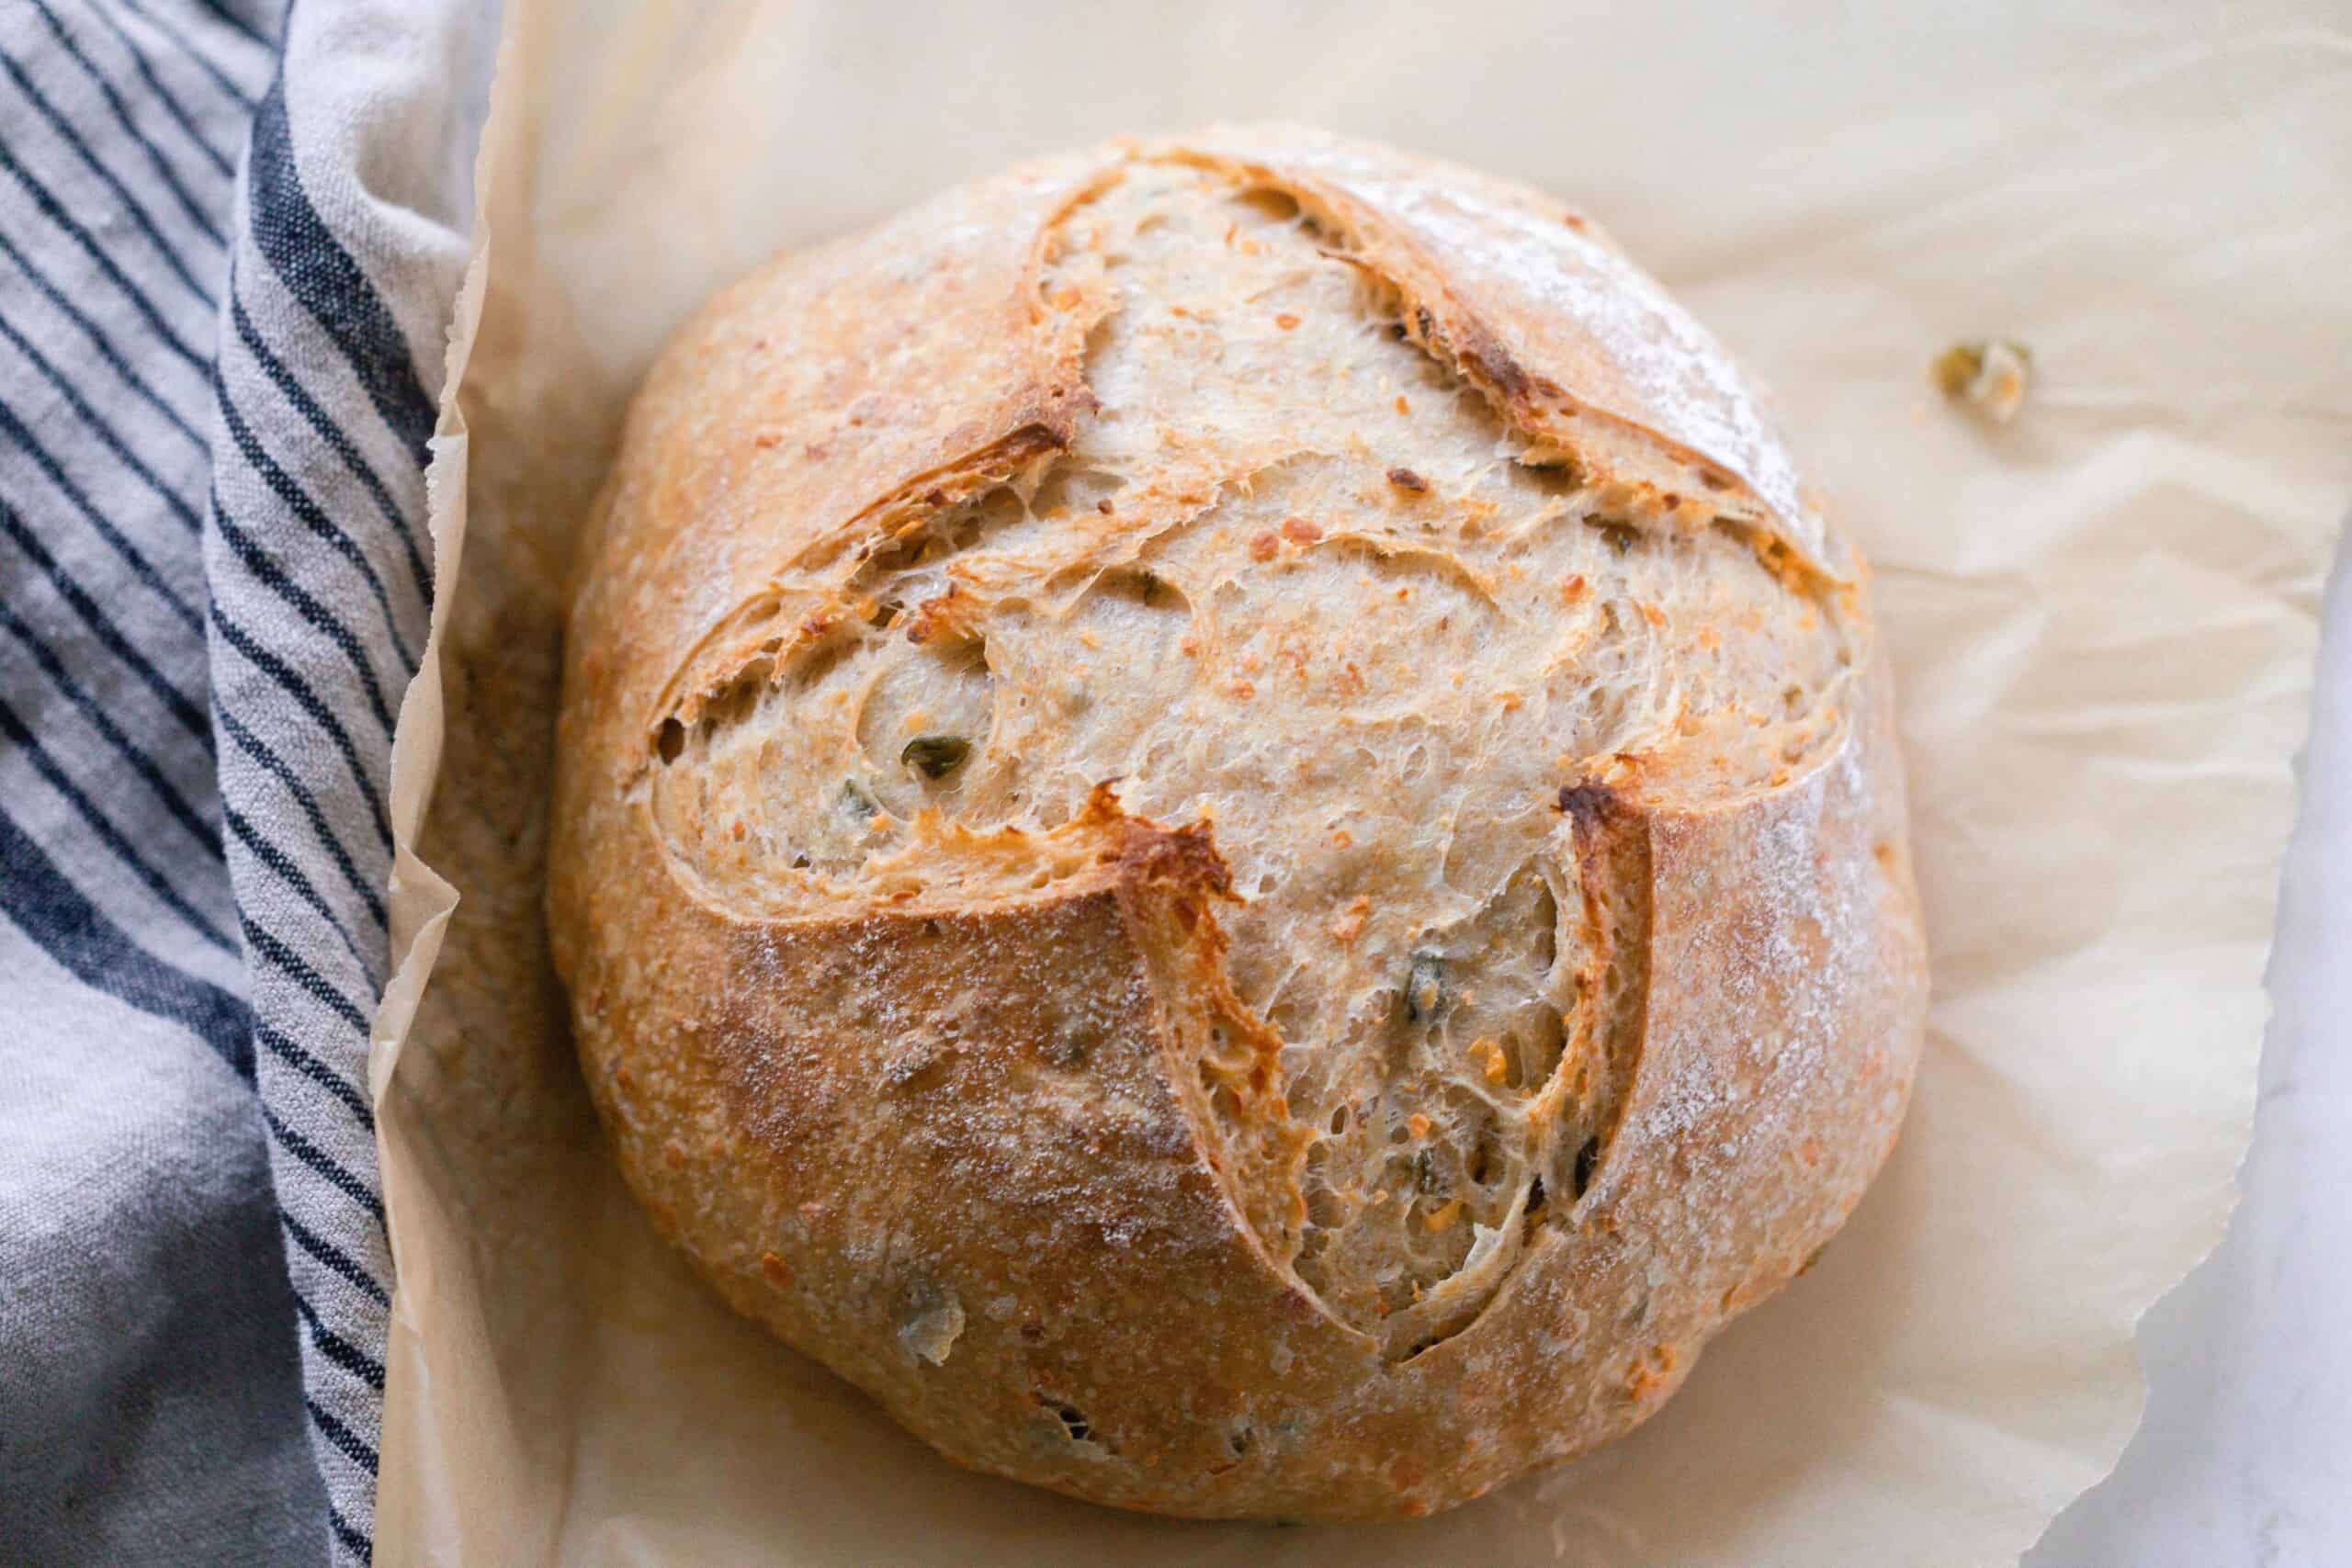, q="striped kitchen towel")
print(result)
[0,1,490,1562]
